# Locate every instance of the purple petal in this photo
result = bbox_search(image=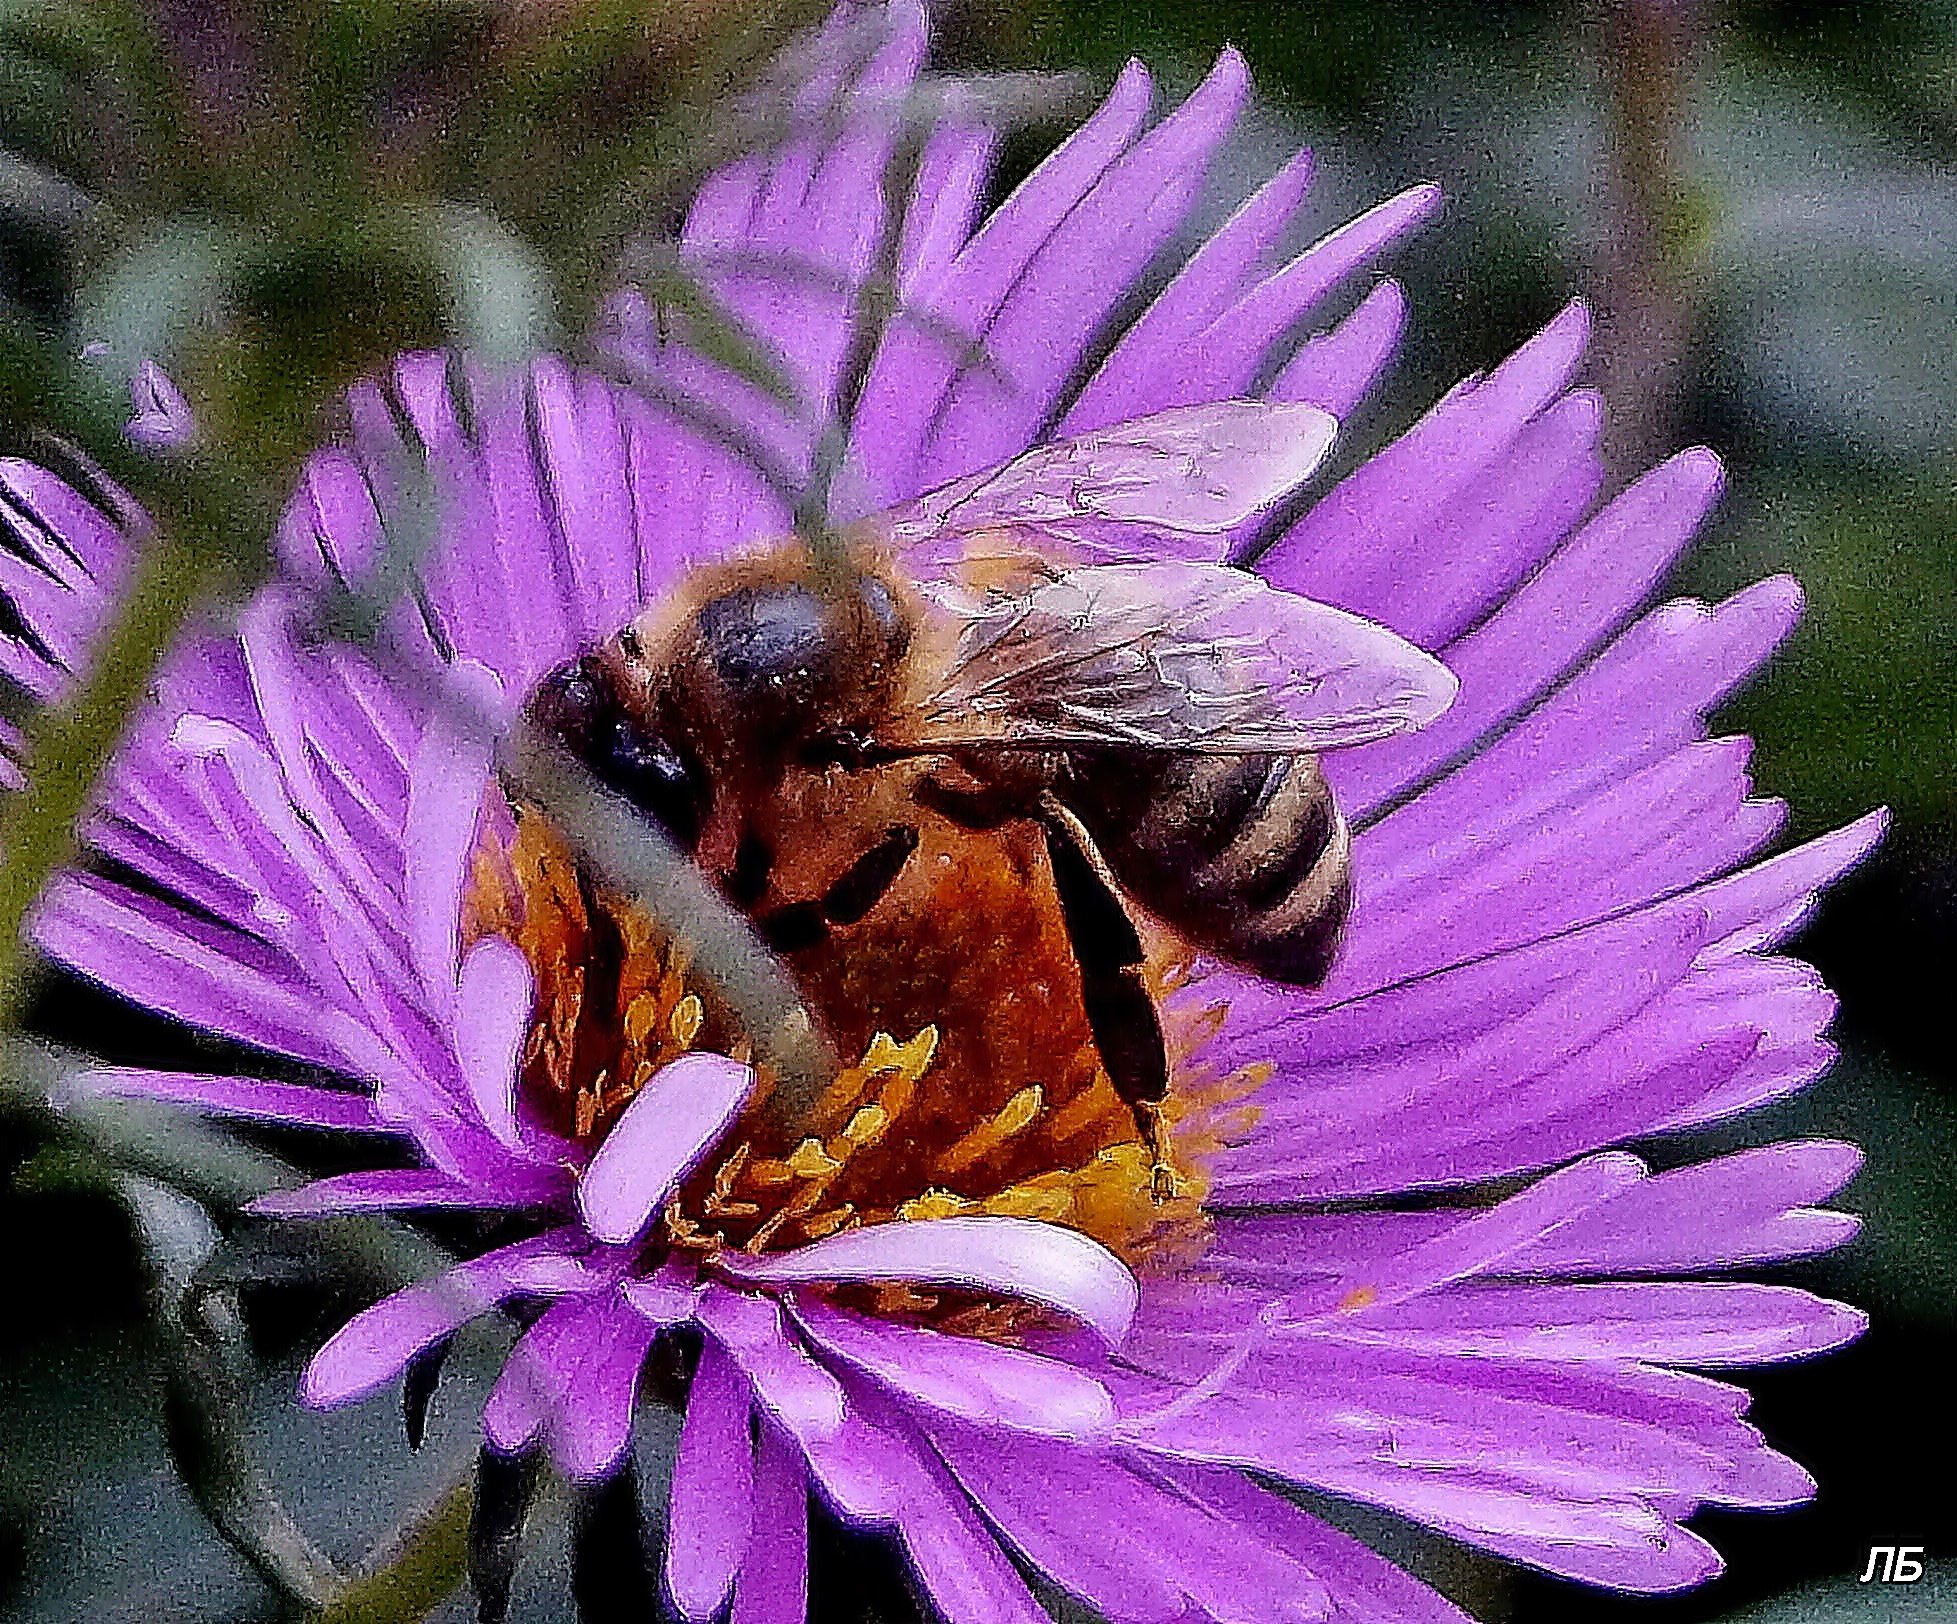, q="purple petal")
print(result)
[483,1288,659,1477]
[1125,1325,1814,1506]
[1322,385,1607,648]
[1212,902,1712,1201]
[1261,299,1593,606]
[927,1424,1190,1624]
[554,1295,664,1480]
[1503,1140,1864,1274]
[1163,182,1441,424]
[1273,277,1410,418]
[1159,1465,1475,1624]
[1328,447,1726,825]
[716,1215,1137,1346]
[32,874,356,1076]
[576,1053,755,1245]
[455,936,533,1152]
[0,456,129,587]
[1060,146,1322,430]
[482,1293,598,1456]
[908,50,1251,487]
[64,1067,390,1132]
[666,1338,756,1620]
[696,1287,898,1526]
[836,1379,1053,1624]
[695,1287,846,1444]
[1208,1141,1862,1295]
[1277,1152,1645,1322]
[249,1165,558,1218]
[1344,1281,1867,1366]
[623,1259,707,1326]
[731,1423,810,1624]
[932,1416,1336,1624]
[1696,810,1889,950]
[303,1230,586,1408]
[1343,579,1801,942]
[790,1297,1114,1437]
[850,58,1152,502]
[403,663,498,1000]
